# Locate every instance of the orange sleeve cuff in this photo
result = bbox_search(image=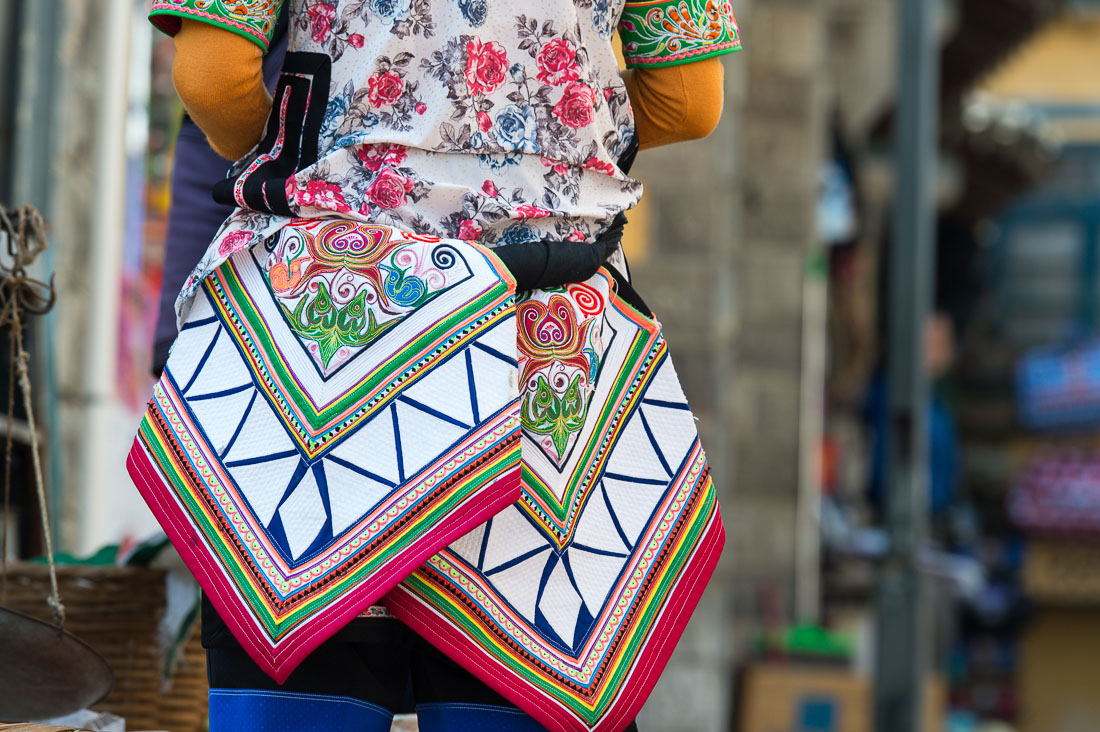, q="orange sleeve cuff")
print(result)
[171,19,272,161]
[623,57,725,151]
